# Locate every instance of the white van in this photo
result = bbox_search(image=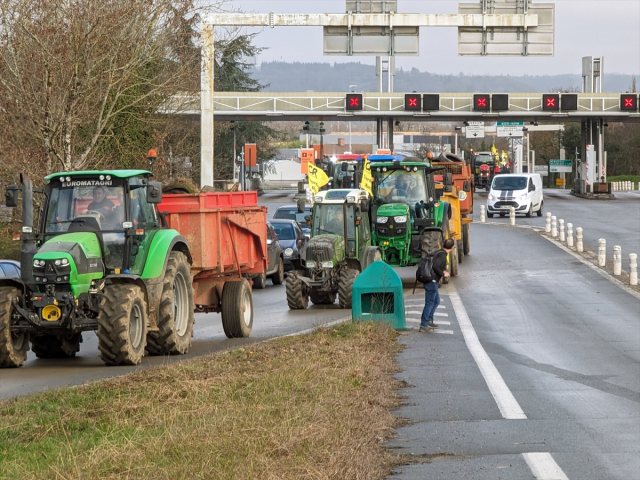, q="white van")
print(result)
[487,173,543,218]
